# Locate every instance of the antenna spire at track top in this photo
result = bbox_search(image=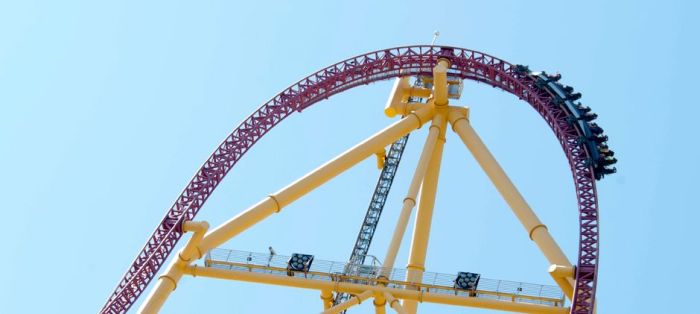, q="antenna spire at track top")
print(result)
[431,31,440,45]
